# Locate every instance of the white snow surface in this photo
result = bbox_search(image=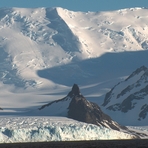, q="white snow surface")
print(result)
[36,96,72,116]
[0,117,136,143]
[0,7,148,129]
